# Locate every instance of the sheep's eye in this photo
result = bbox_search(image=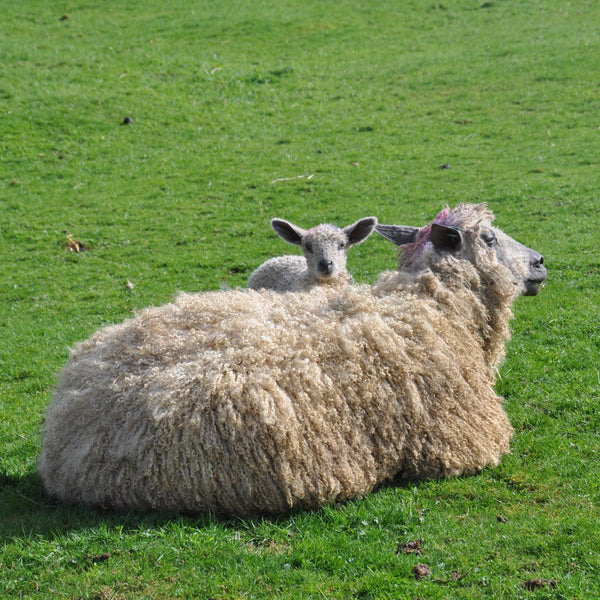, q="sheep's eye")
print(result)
[304,241,313,253]
[338,241,346,250]
[481,232,497,247]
